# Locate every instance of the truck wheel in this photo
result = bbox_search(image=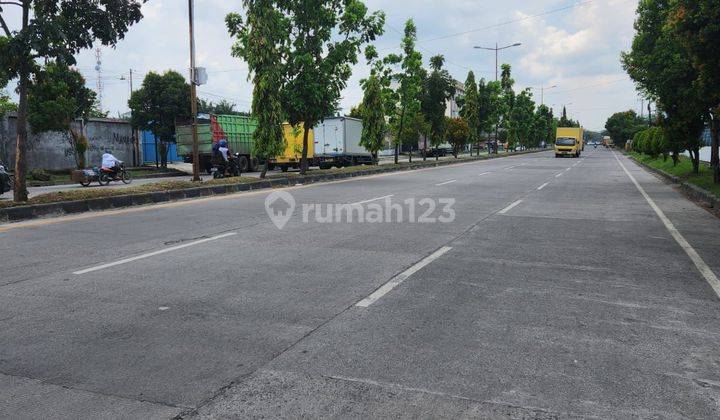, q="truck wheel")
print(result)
[237,156,249,172]
[249,157,259,172]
